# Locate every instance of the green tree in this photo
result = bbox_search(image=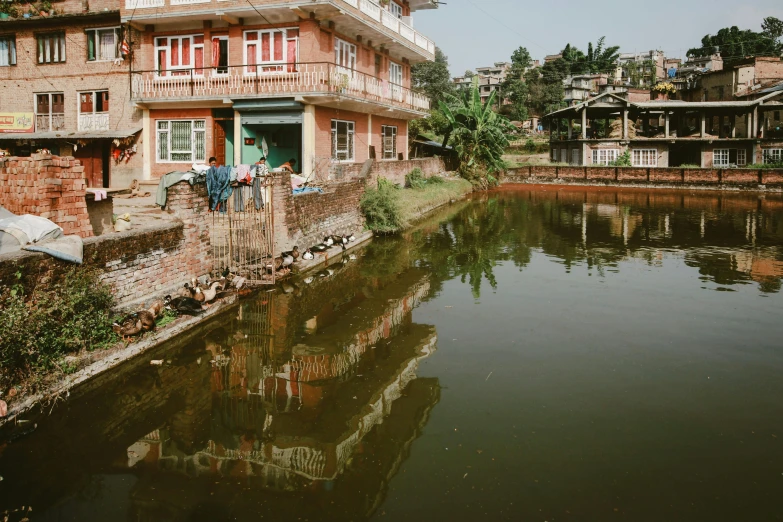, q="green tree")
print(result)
[412,47,456,106]
[762,16,783,41]
[688,25,782,63]
[501,46,532,122]
[439,78,515,185]
[524,64,566,117]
